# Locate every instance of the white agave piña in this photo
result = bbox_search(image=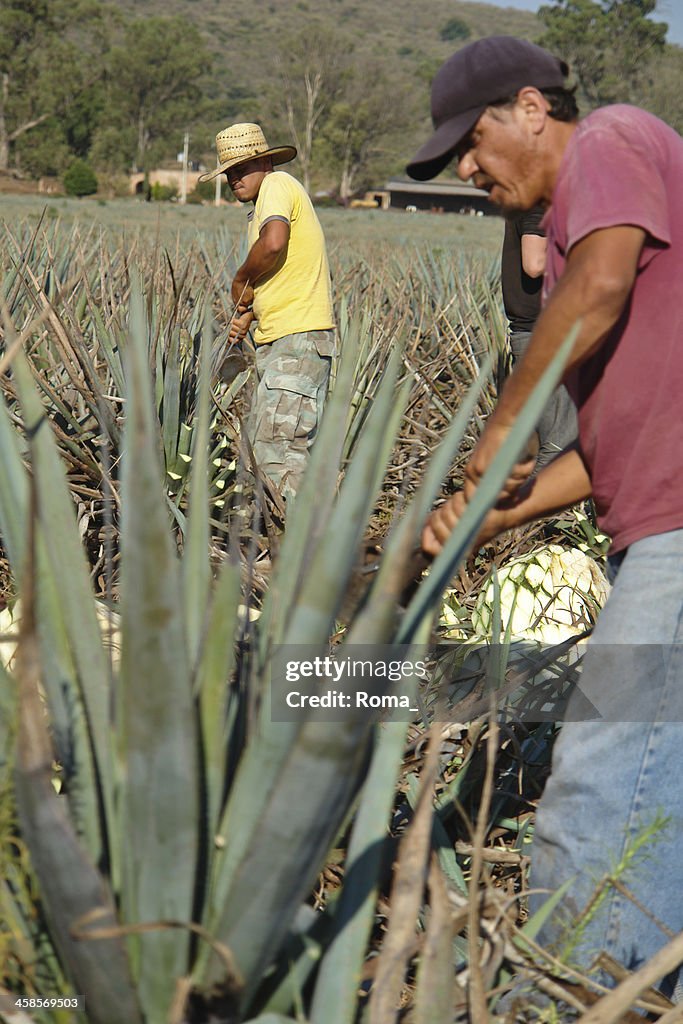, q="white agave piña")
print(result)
[438,595,468,638]
[471,543,610,644]
[0,599,121,671]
